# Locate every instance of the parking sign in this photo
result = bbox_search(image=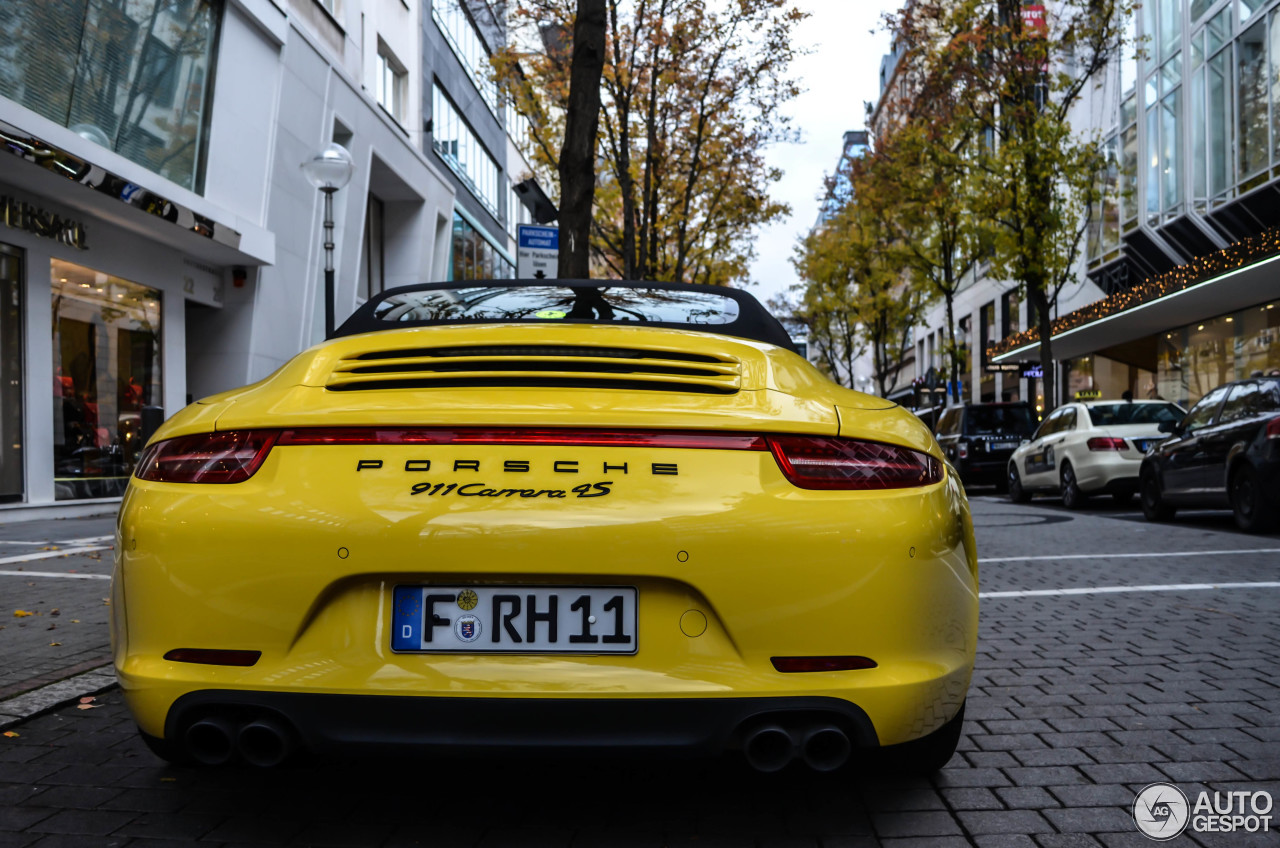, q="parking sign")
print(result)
[517,225,559,279]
